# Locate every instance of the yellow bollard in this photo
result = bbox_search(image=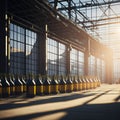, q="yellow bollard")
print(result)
[59,76,66,93]
[8,75,15,96]
[51,75,59,94]
[21,76,26,93]
[85,77,90,90]
[77,76,82,91]
[81,77,86,90]
[97,77,101,87]
[66,75,73,93]
[1,75,10,98]
[36,75,43,95]
[15,75,23,95]
[43,76,51,95]
[73,76,78,91]
[26,75,36,97]
[89,77,94,89]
